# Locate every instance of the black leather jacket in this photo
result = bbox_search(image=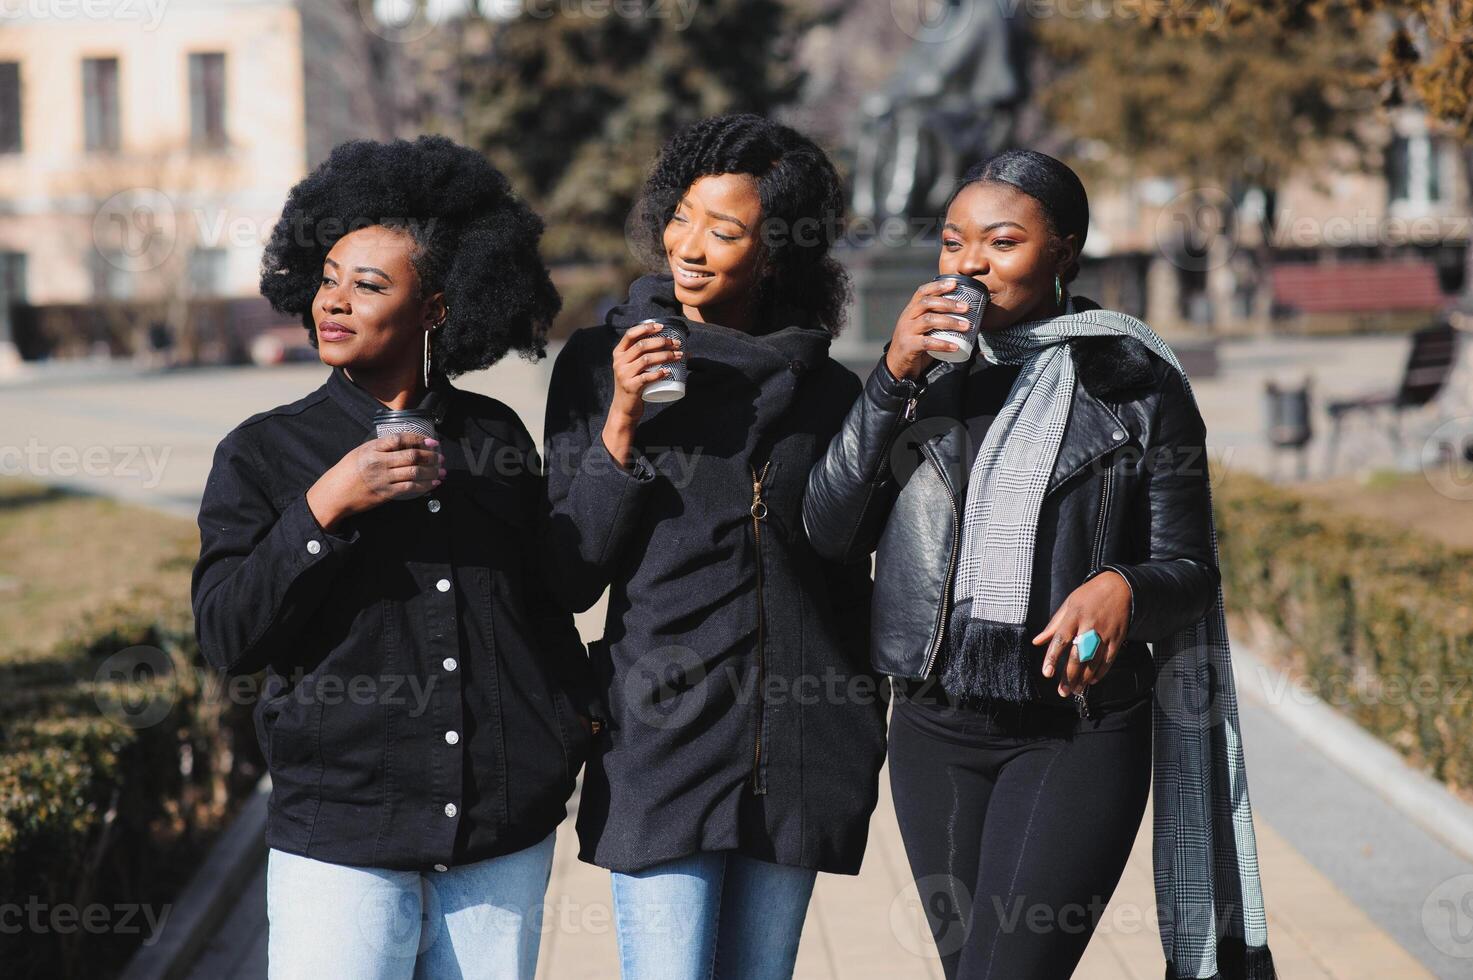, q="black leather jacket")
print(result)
[802,327,1221,712]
